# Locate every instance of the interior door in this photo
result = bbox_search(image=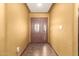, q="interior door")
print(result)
[31,18,48,43]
